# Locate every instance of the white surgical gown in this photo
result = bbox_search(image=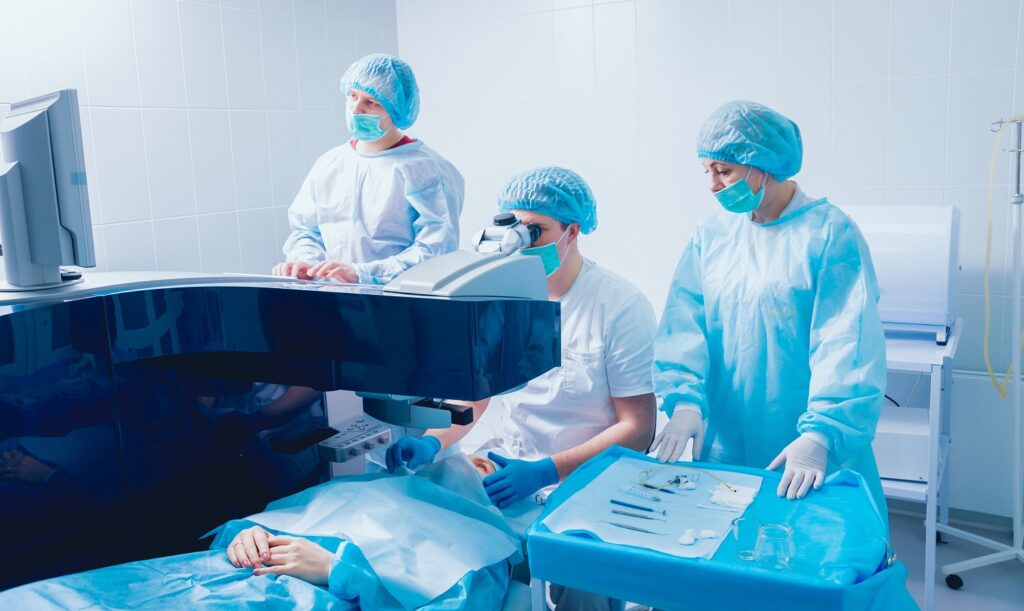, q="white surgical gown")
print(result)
[652,188,887,507]
[463,259,657,461]
[283,140,465,285]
